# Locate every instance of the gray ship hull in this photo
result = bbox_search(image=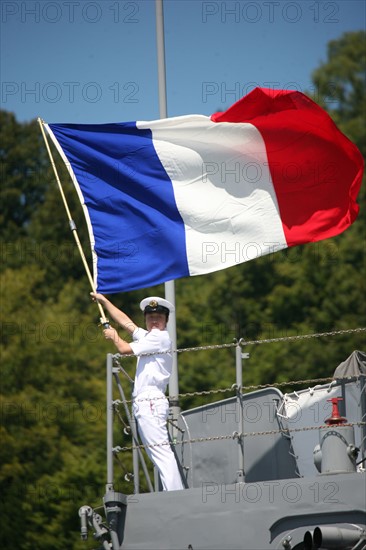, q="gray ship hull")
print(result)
[117,472,366,549]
